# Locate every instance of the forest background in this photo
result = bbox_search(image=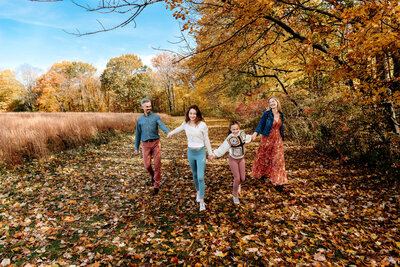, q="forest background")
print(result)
[1,0,400,174]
